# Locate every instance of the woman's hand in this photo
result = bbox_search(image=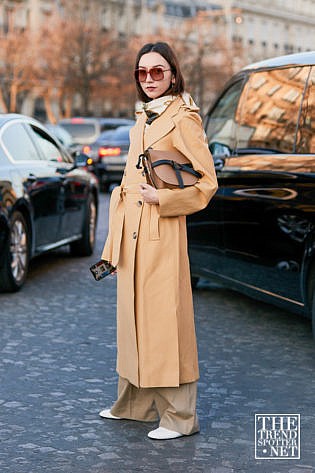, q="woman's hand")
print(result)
[139,183,159,204]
